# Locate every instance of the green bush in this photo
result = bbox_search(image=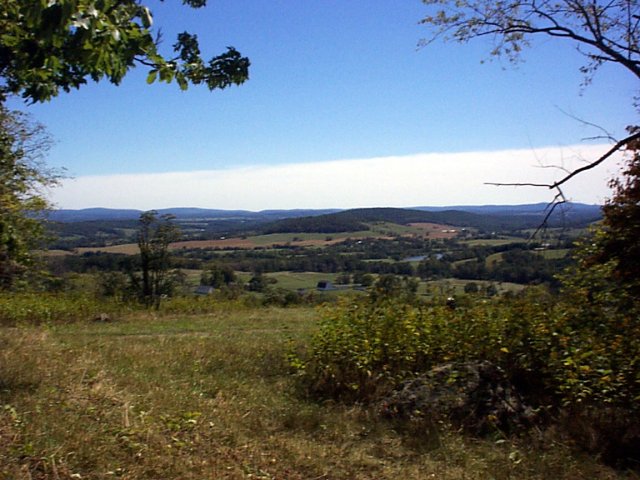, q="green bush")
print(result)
[291,288,640,415]
[293,293,538,401]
